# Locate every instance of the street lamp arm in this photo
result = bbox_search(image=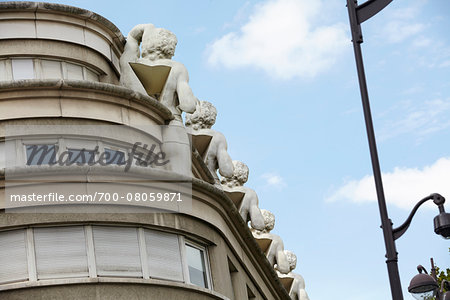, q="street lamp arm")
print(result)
[393,193,444,240]
[356,0,393,24]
